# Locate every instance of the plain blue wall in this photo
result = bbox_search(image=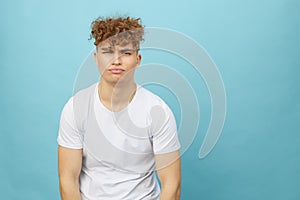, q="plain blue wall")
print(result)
[1,0,299,199]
